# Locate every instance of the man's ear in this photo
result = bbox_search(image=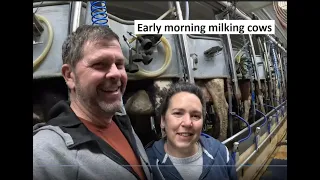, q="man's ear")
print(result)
[61,64,76,90]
